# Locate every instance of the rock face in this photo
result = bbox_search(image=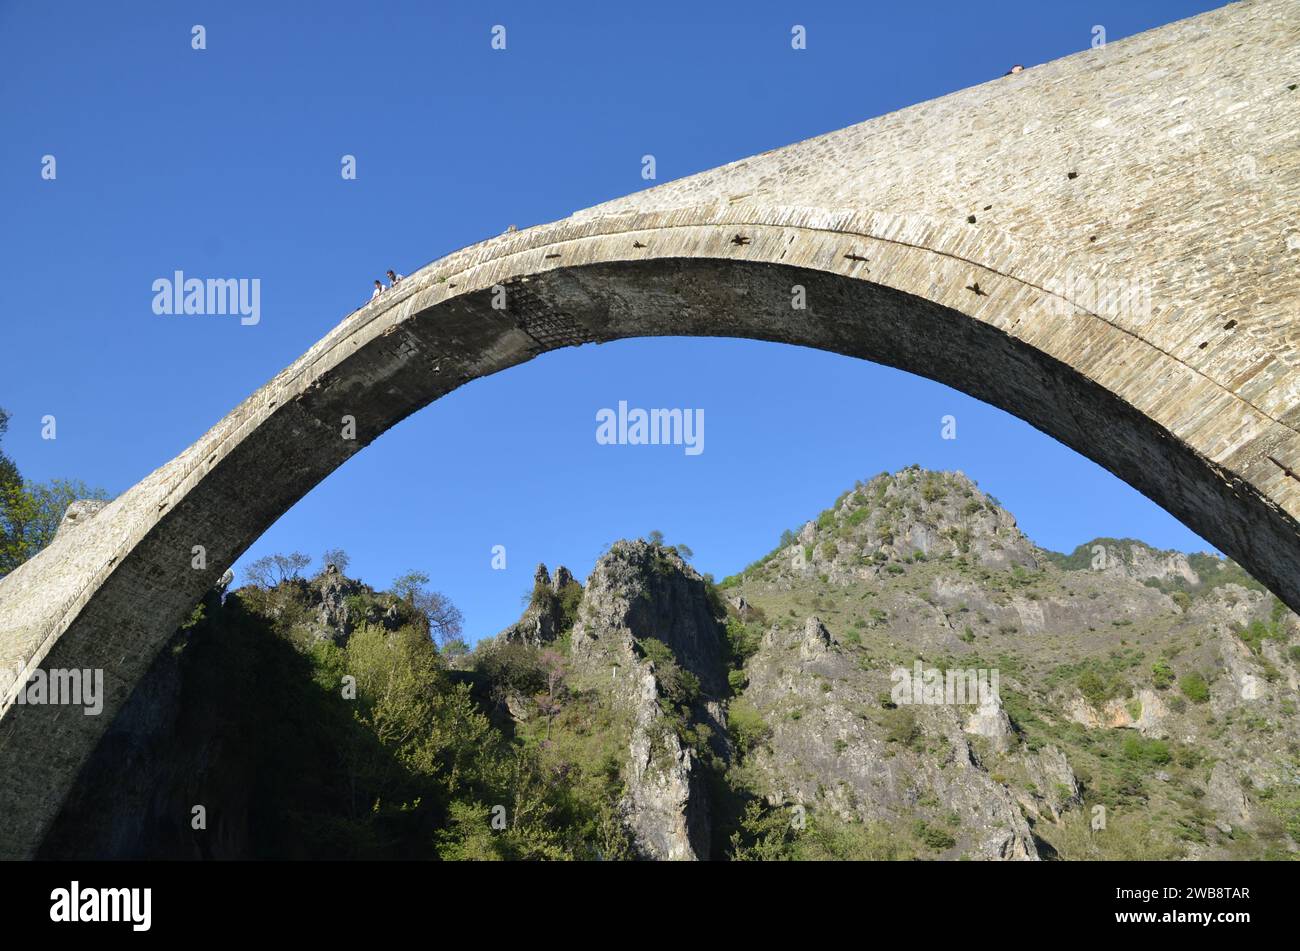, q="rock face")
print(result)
[1065,688,1169,738]
[723,466,1300,860]
[310,564,363,645]
[964,691,1015,751]
[1205,763,1253,832]
[741,614,1039,861]
[1019,746,1081,822]
[622,663,712,860]
[566,540,728,860]
[499,564,580,647]
[37,465,1300,861]
[1097,543,1200,587]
